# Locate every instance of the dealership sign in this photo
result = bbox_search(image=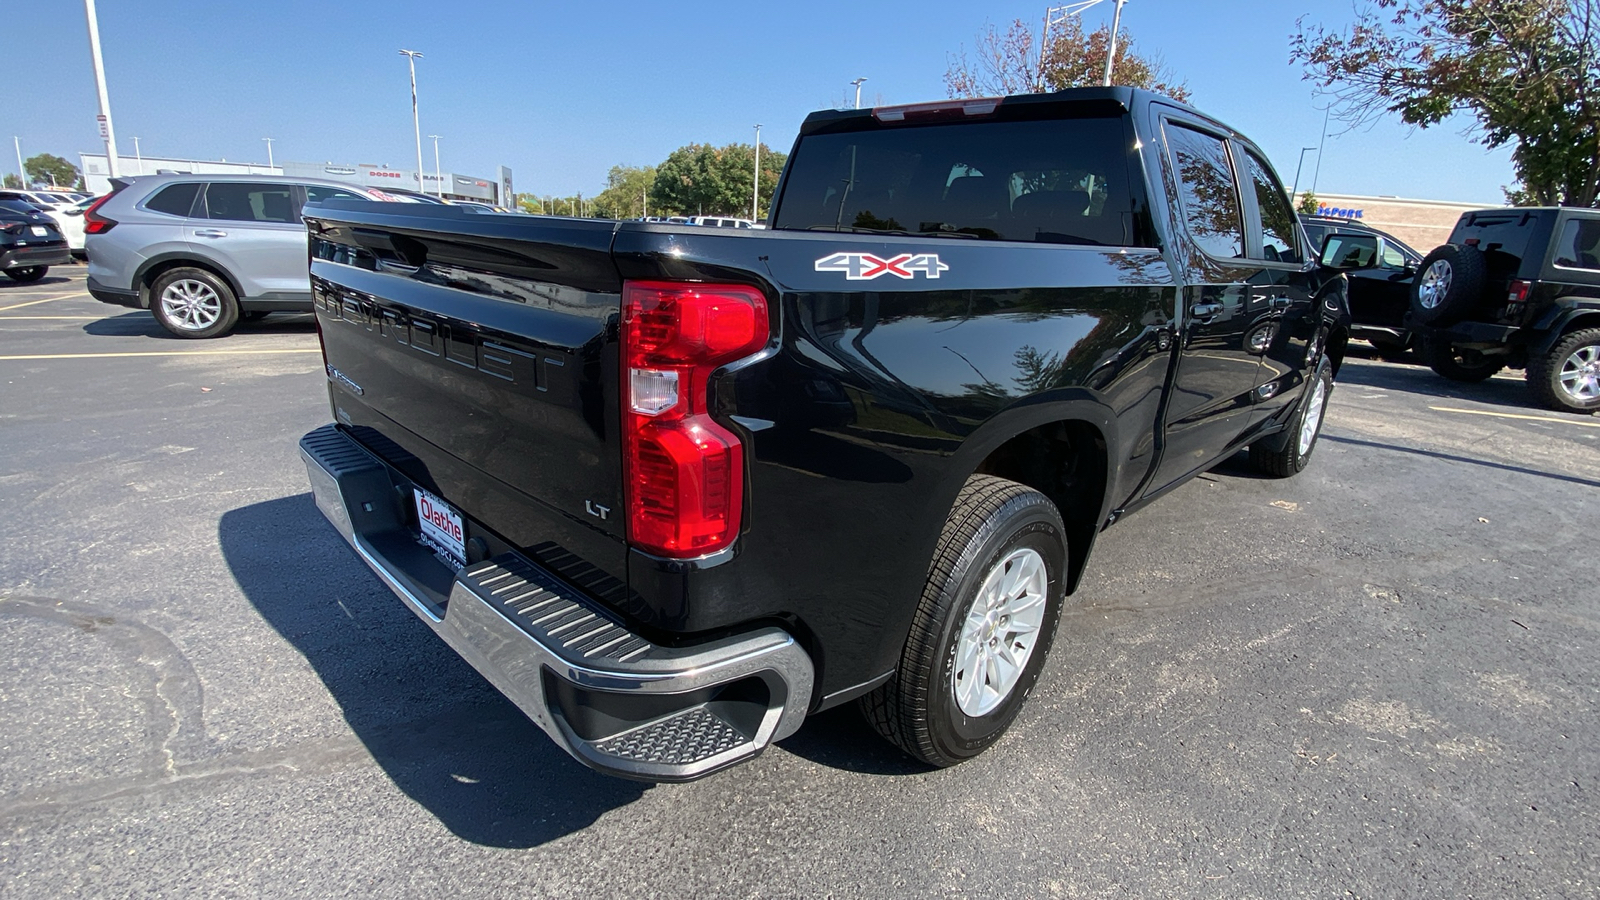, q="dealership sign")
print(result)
[1318,205,1364,219]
